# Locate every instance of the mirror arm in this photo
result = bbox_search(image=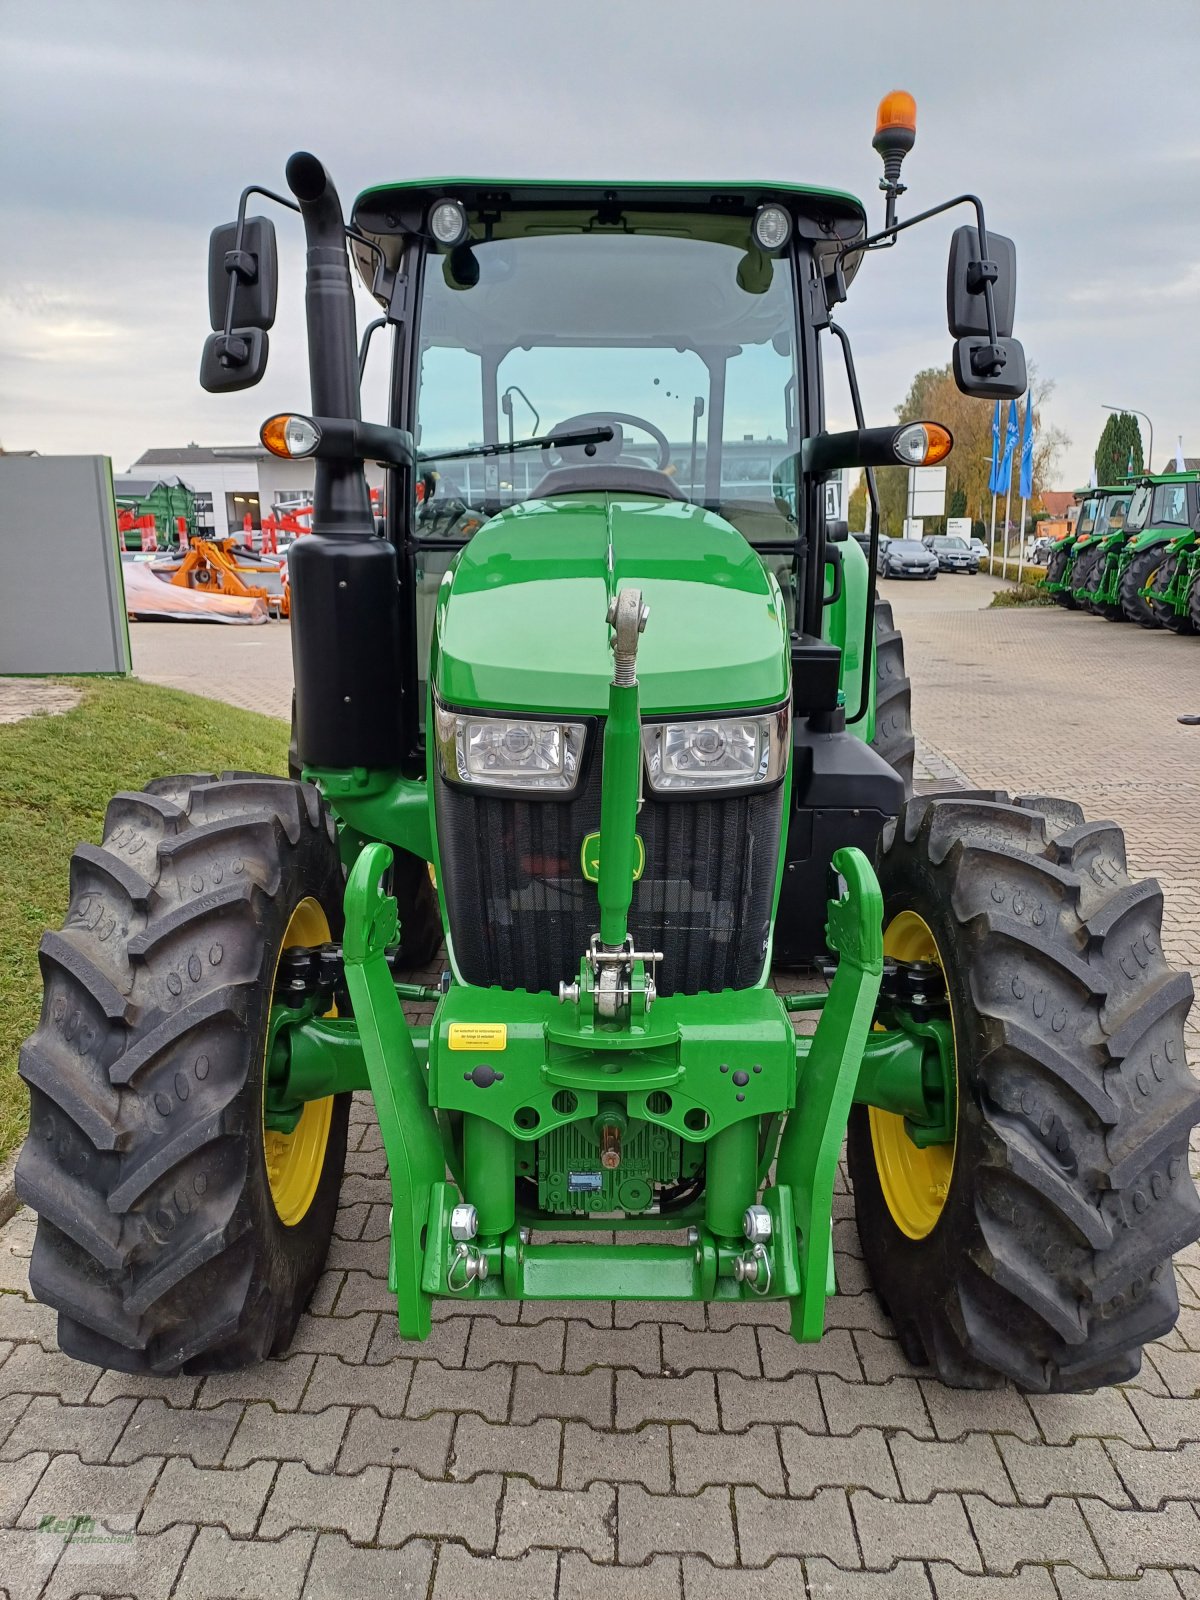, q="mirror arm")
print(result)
[839,192,1000,348]
[358,317,387,382]
[217,189,393,347]
[220,185,301,342]
[827,321,879,728]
